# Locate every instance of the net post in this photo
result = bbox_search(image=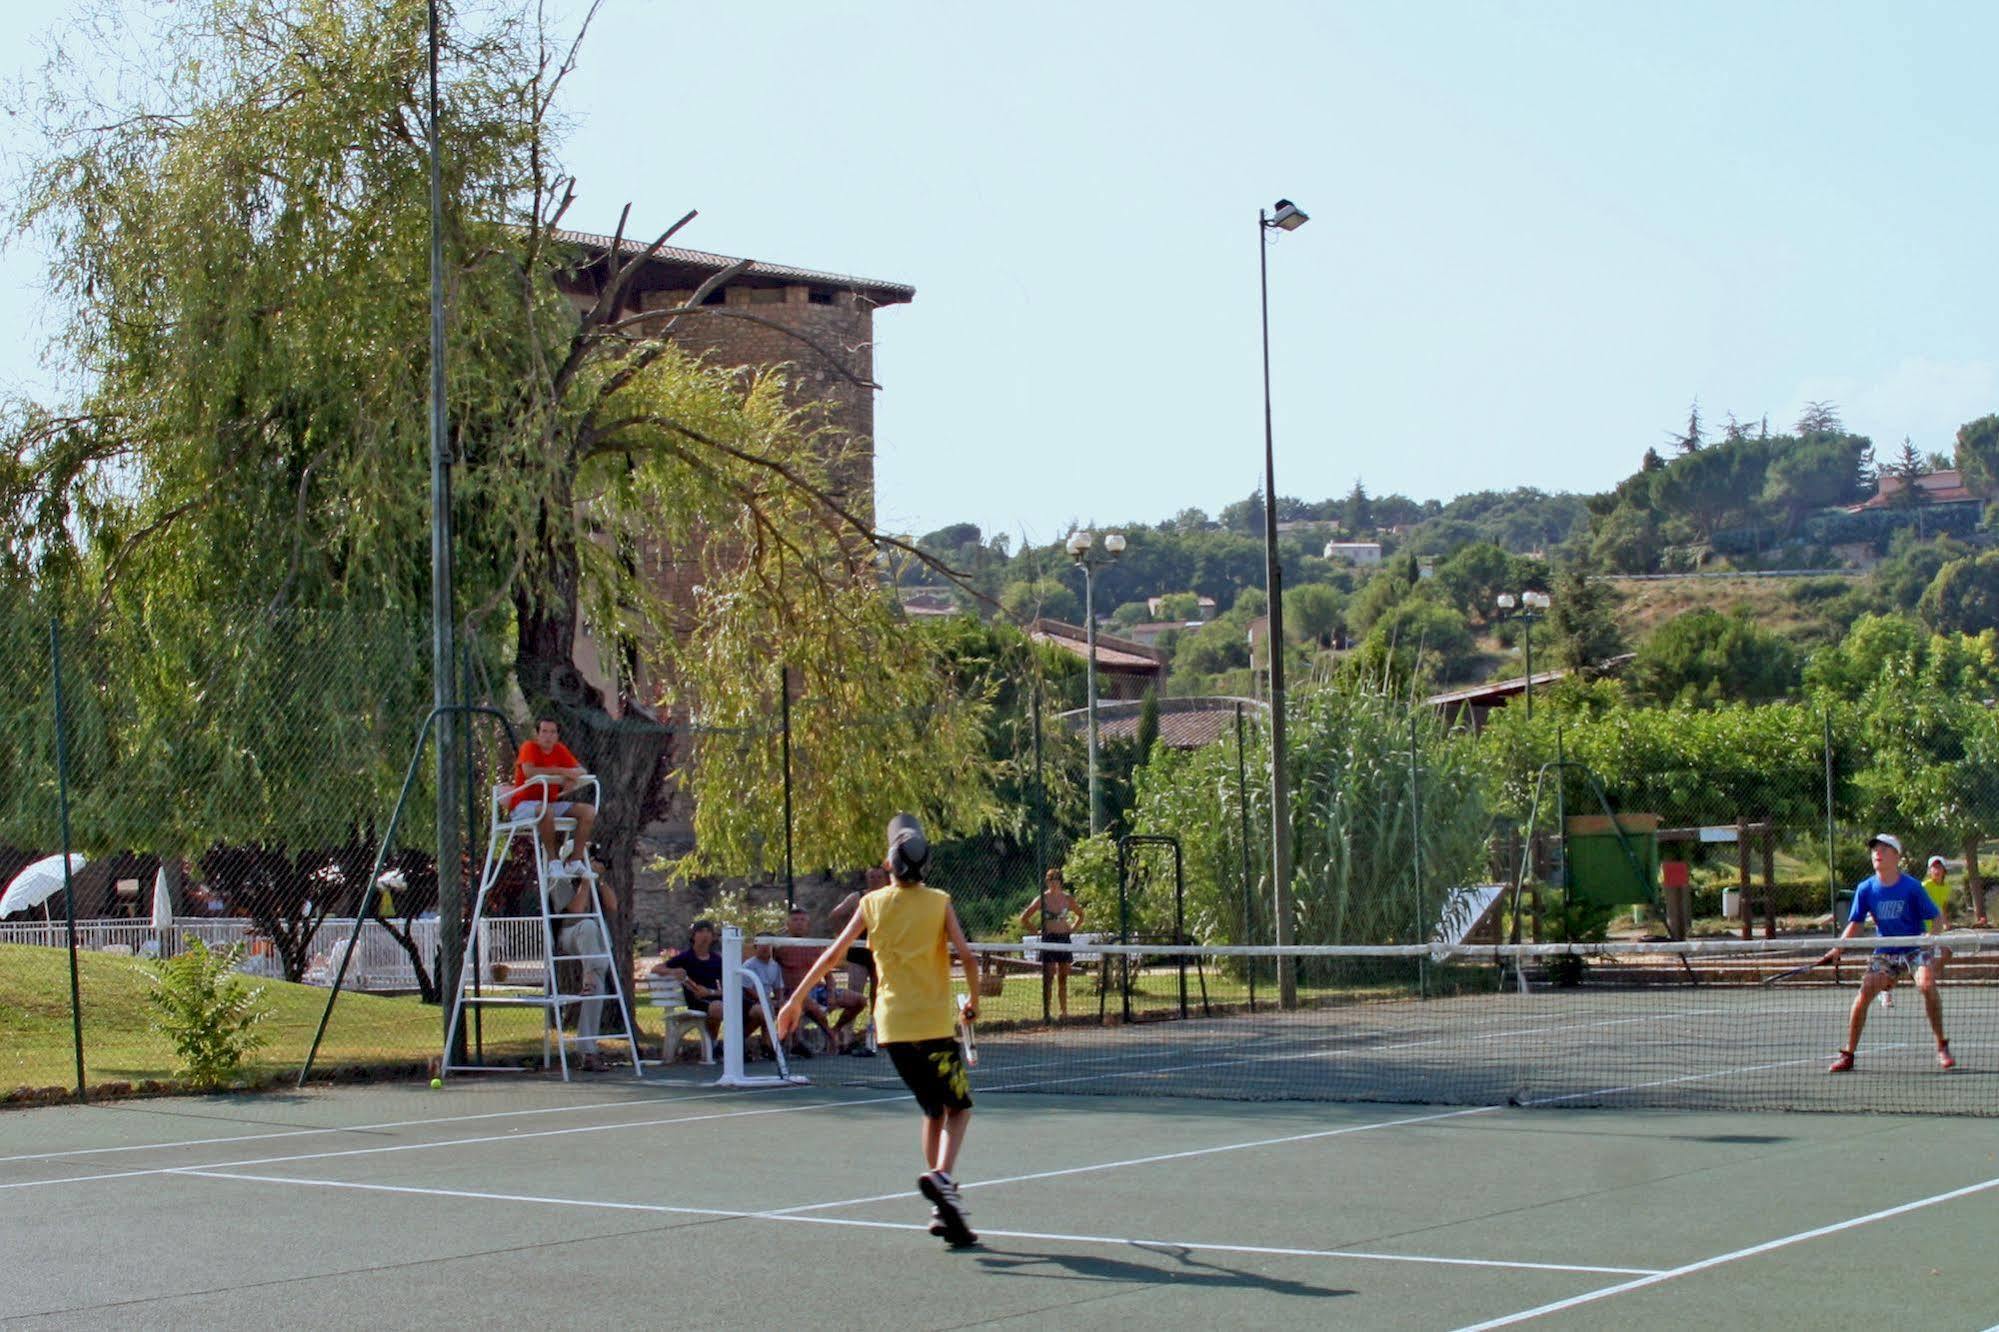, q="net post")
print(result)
[712,925,807,1090]
[718,925,746,1082]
